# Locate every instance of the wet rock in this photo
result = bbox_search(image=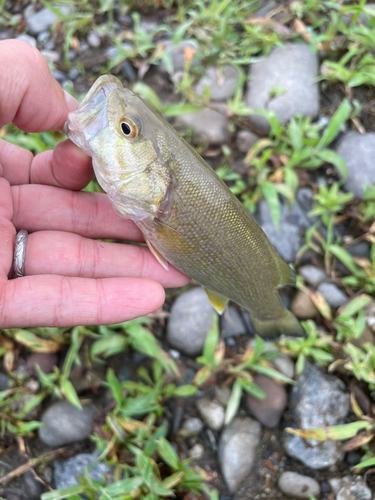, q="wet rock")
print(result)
[329,476,371,500]
[159,40,200,73]
[16,34,37,47]
[258,188,316,262]
[222,306,247,338]
[299,265,327,286]
[53,449,112,489]
[175,107,228,145]
[278,471,320,499]
[22,471,42,500]
[25,5,70,35]
[335,132,375,198]
[291,290,318,320]
[167,287,214,356]
[283,363,350,469]
[246,44,319,132]
[181,417,204,436]
[219,417,261,492]
[236,129,259,153]
[245,375,287,428]
[39,401,96,447]
[195,65,239,101]
[196,398,225,431]
[26,352,58,375]
[0,372,11,391]
[317,282,348,308]
[189,443,205,459]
